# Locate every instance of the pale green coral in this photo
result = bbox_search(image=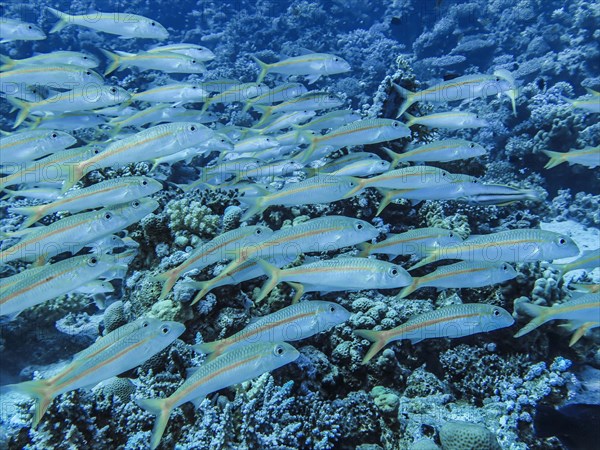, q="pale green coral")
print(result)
[439,421,501,450]
[166,197,220,238]
[370,386,400,415]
